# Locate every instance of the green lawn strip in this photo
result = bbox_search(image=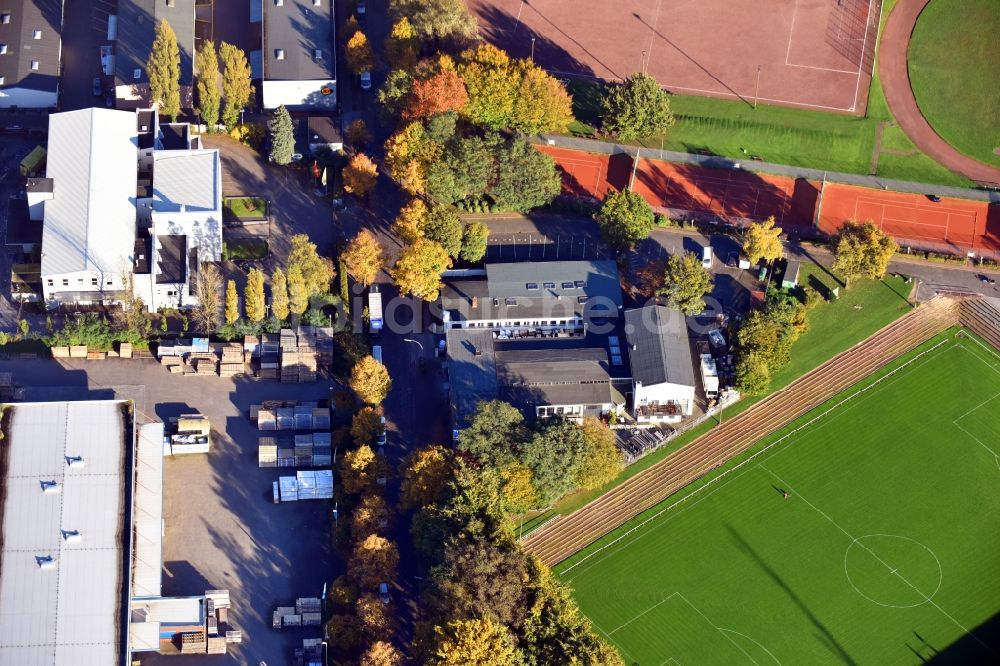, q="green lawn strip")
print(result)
[224,238,269,261]
[557,329,1000,664]
[225,197,268,220]
[907,0,1000,167]
[520,270,913,534]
